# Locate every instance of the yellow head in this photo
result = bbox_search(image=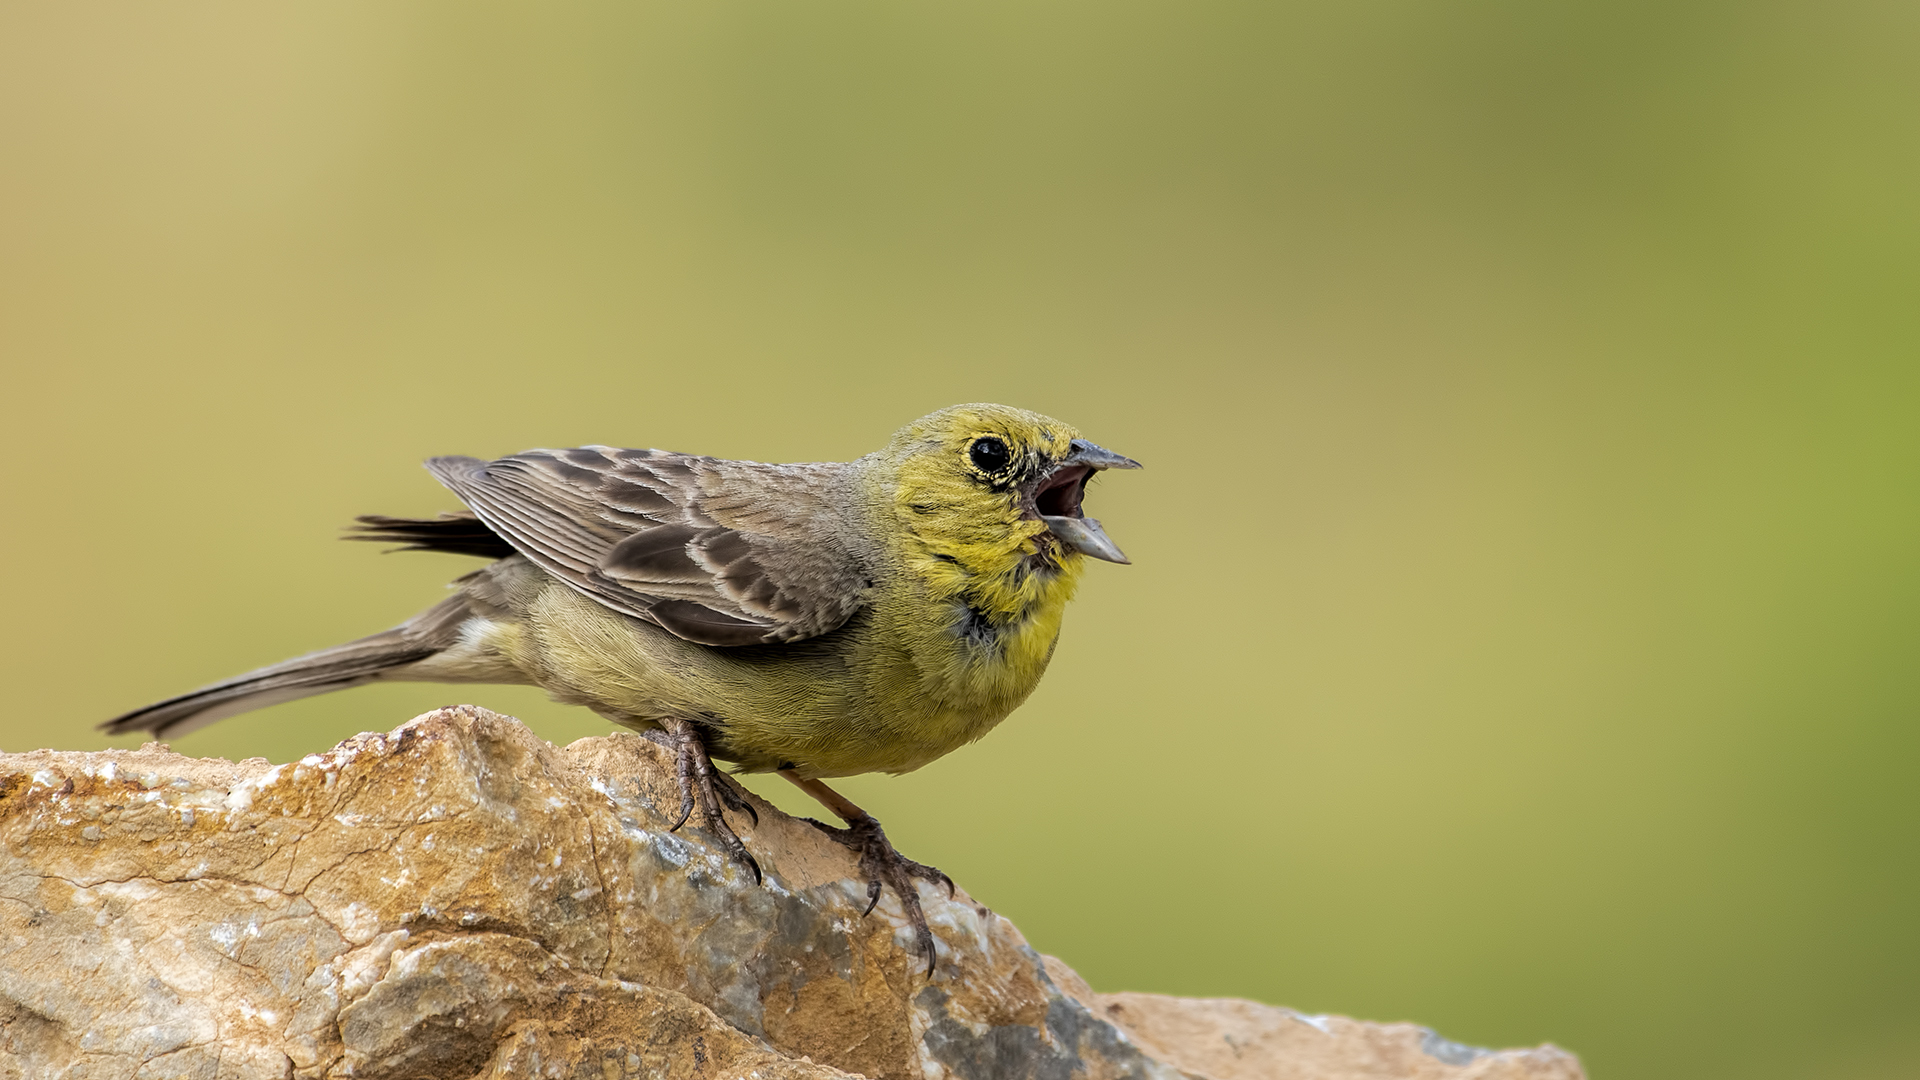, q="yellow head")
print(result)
[877,403,1140,627]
